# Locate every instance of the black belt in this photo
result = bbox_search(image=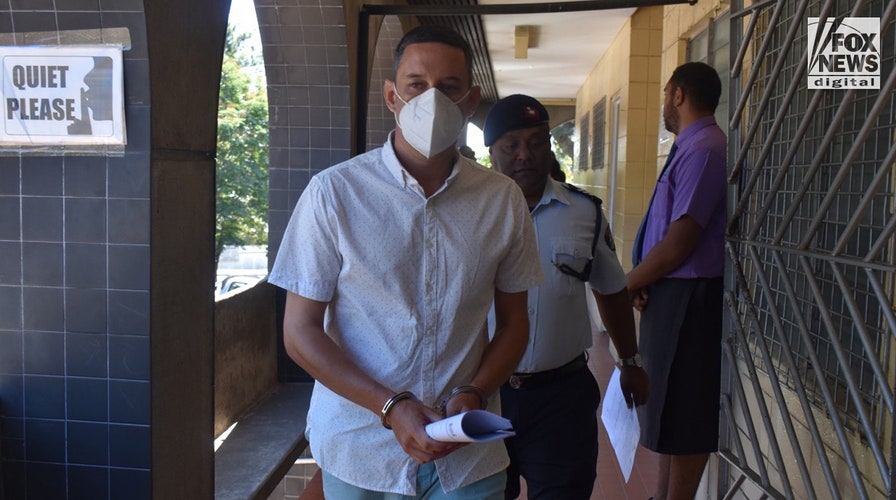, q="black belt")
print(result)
[506,353,588,390]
